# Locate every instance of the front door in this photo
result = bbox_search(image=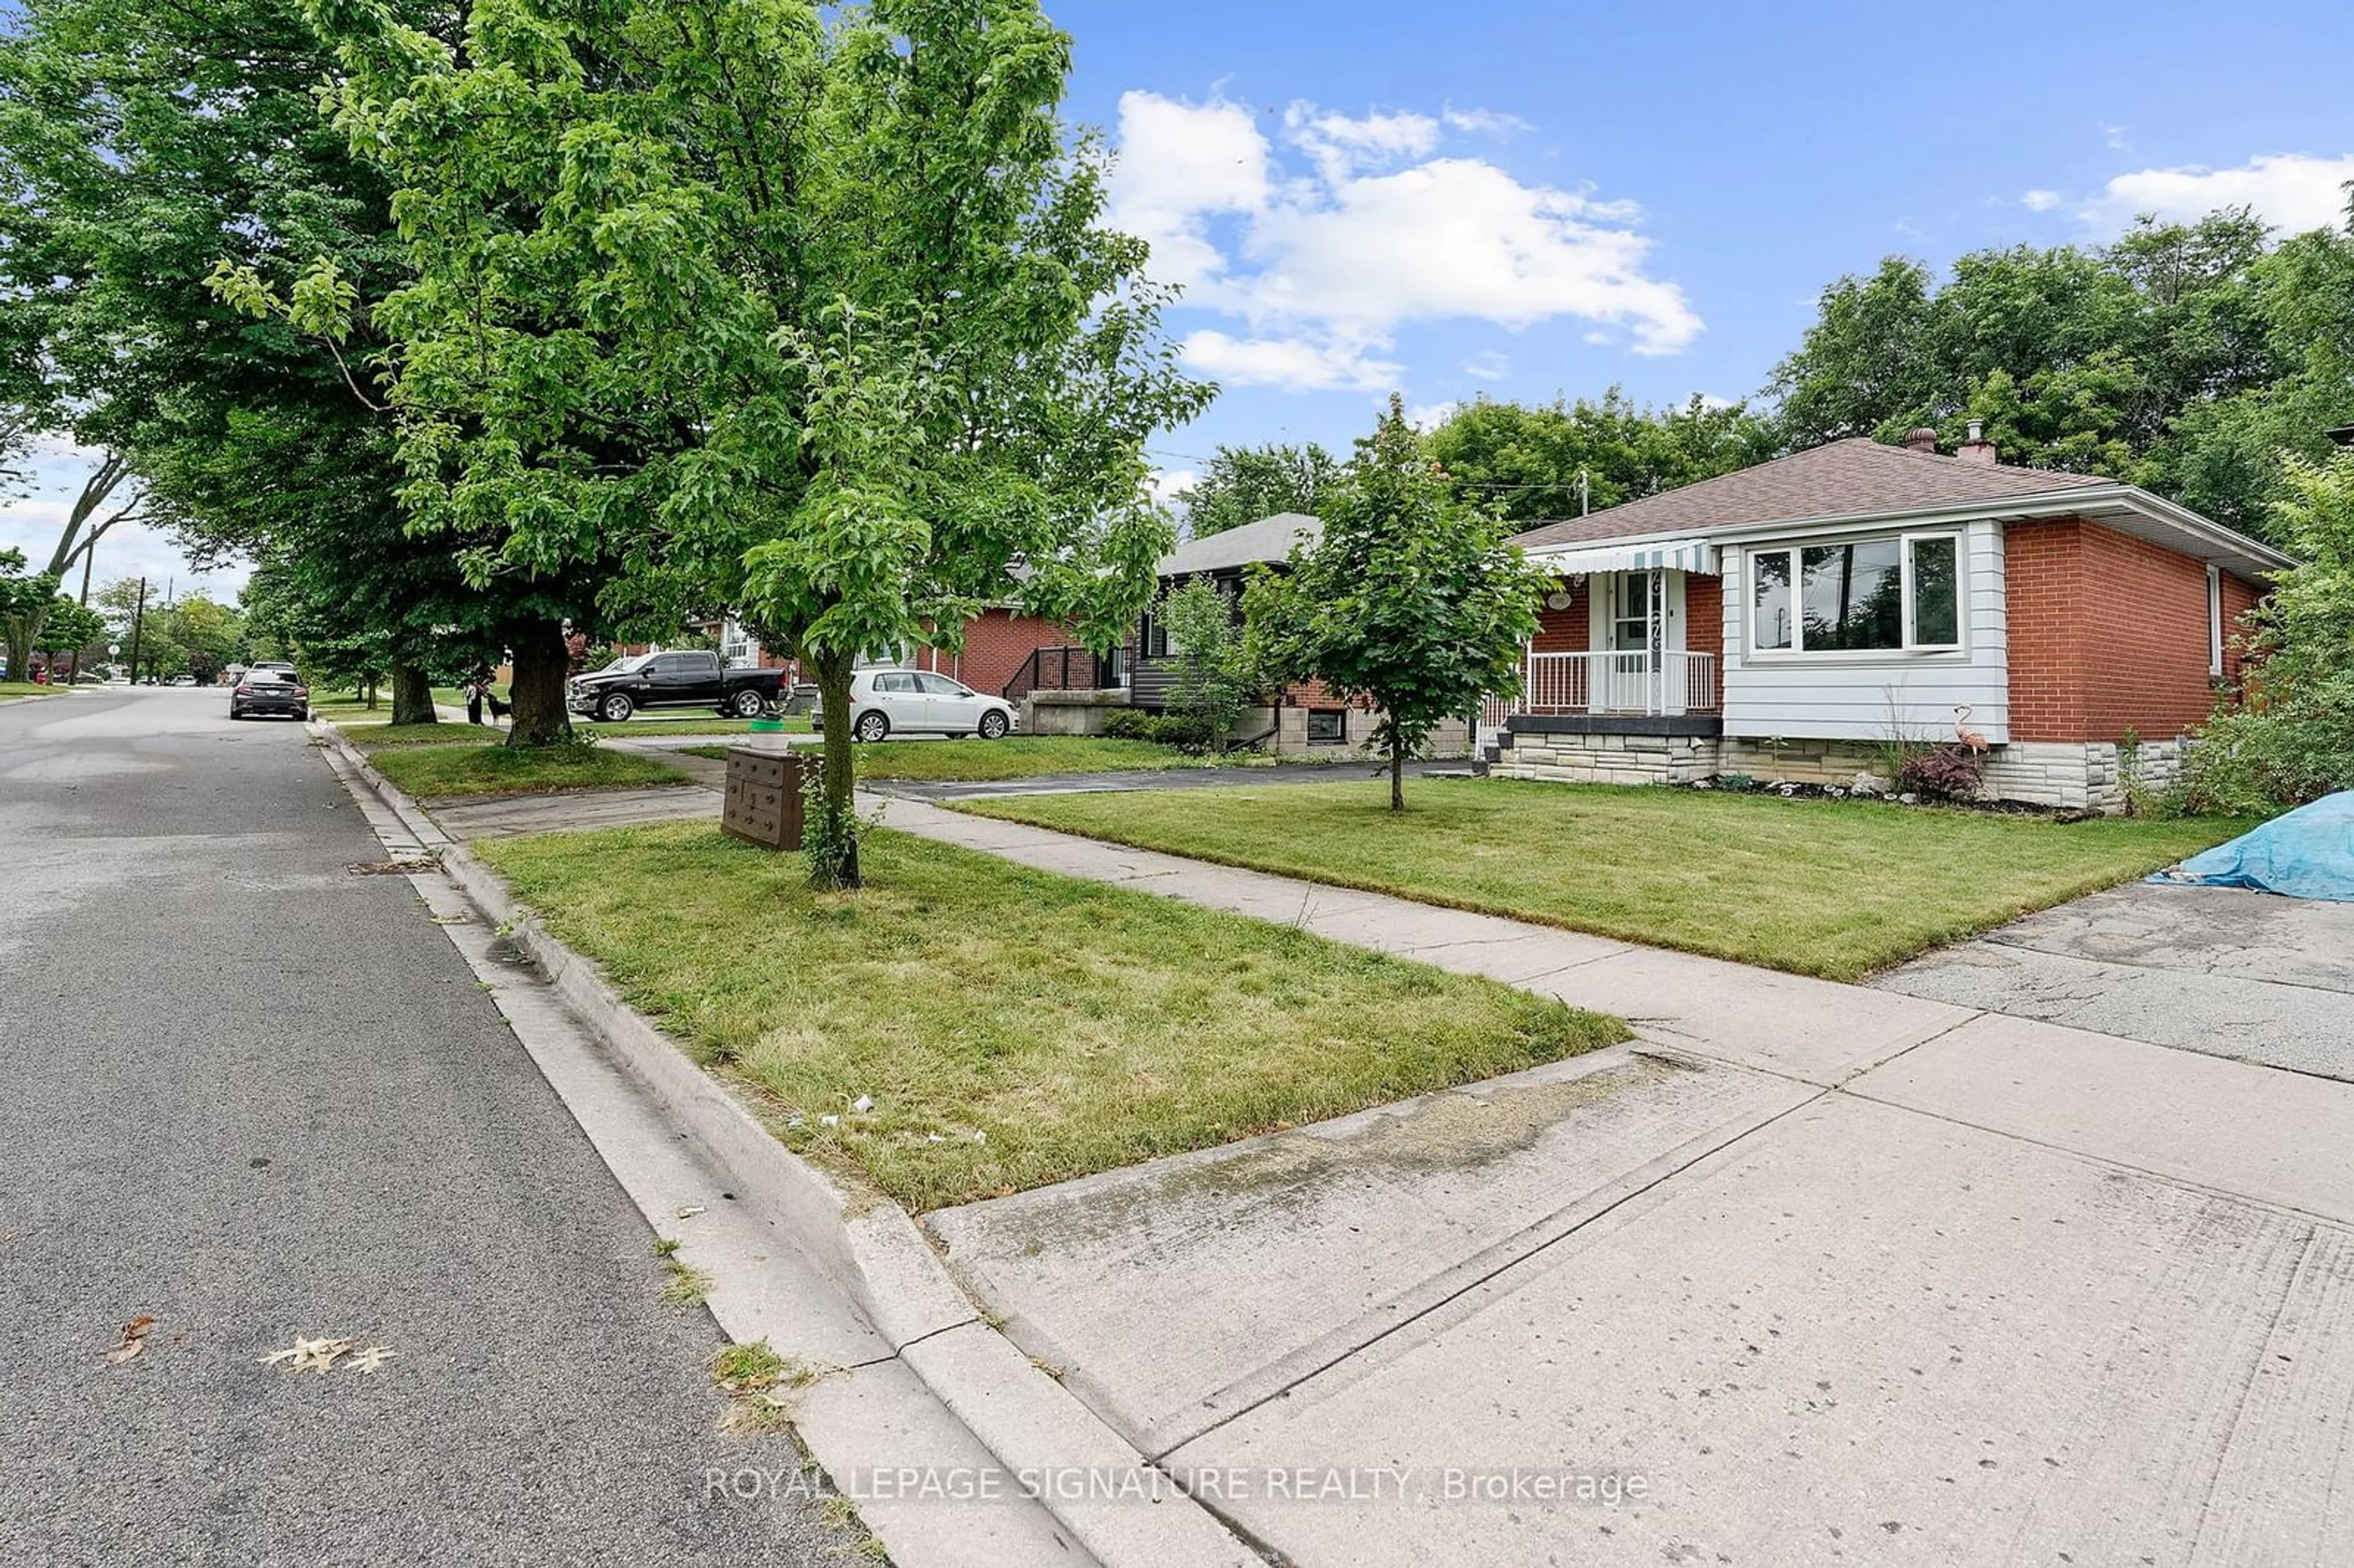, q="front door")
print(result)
[1594,572,1686,714]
